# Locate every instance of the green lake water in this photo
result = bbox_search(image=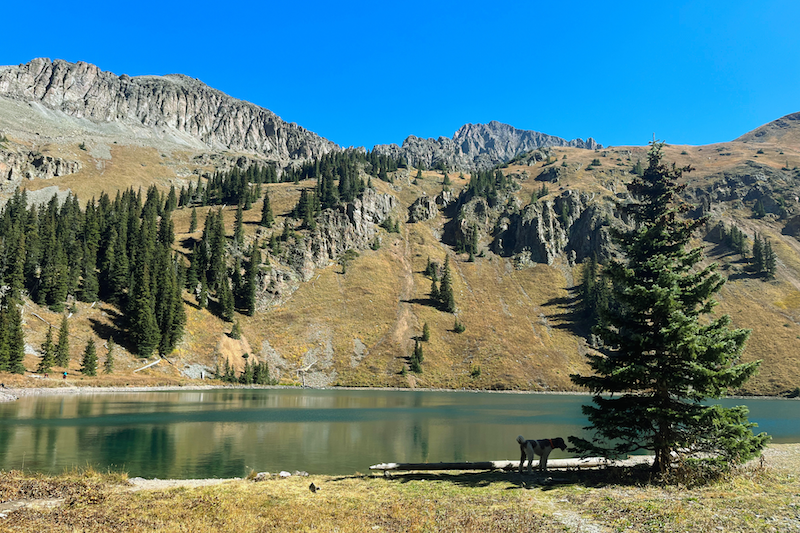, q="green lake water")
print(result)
[0,389,796,478]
